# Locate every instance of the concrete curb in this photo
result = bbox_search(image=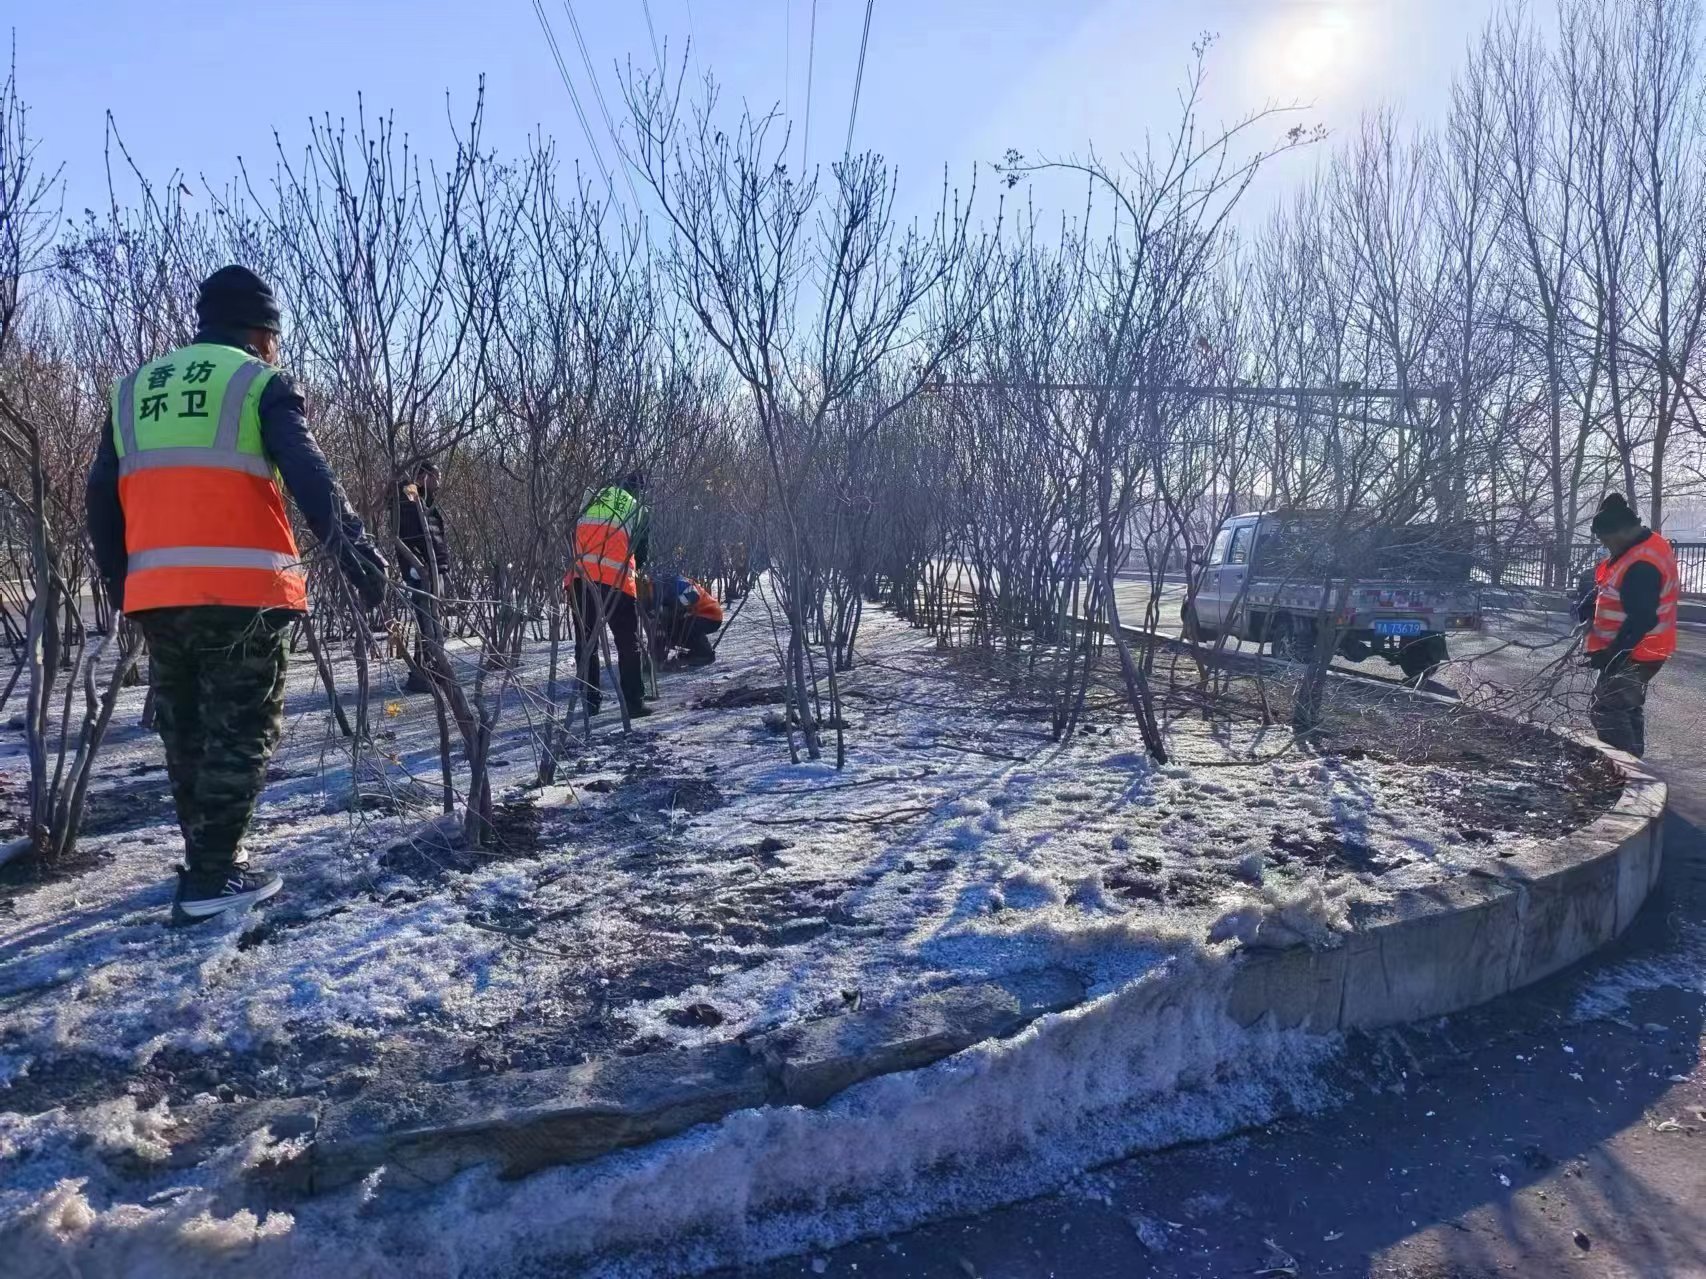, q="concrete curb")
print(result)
[166,736,1665,1197]
[173,968,1090,1193]
[1227,731,1665,1033]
